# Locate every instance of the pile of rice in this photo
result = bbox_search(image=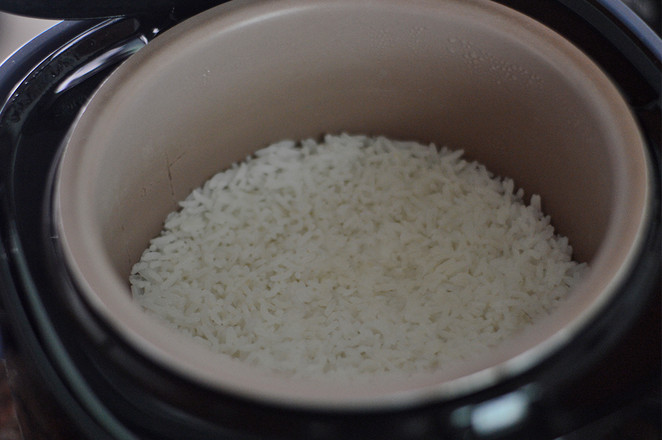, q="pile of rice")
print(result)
[130,134,586,379]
